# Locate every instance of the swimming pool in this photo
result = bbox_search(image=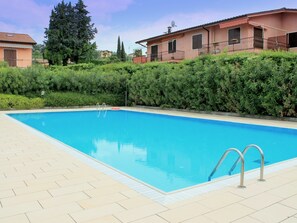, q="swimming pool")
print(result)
[8,110,297,192]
